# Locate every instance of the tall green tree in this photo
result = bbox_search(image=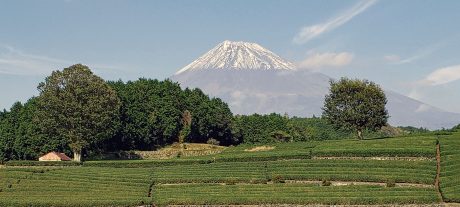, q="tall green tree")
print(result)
[36,64,121,161]
[184,88,234,145]
[322,78,388,139]
[107,79,184,150]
